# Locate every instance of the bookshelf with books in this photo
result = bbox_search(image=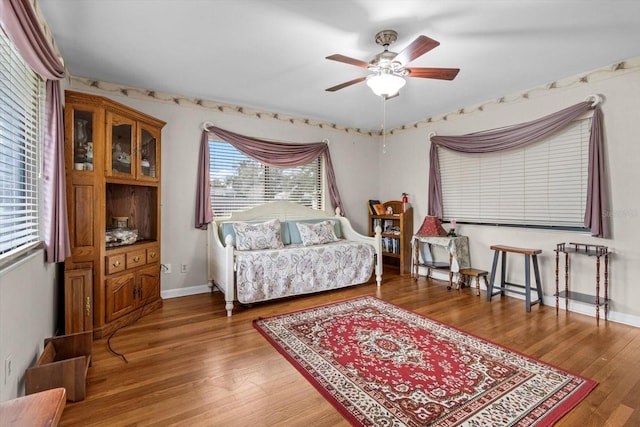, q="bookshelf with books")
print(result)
[368,200,413,274]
